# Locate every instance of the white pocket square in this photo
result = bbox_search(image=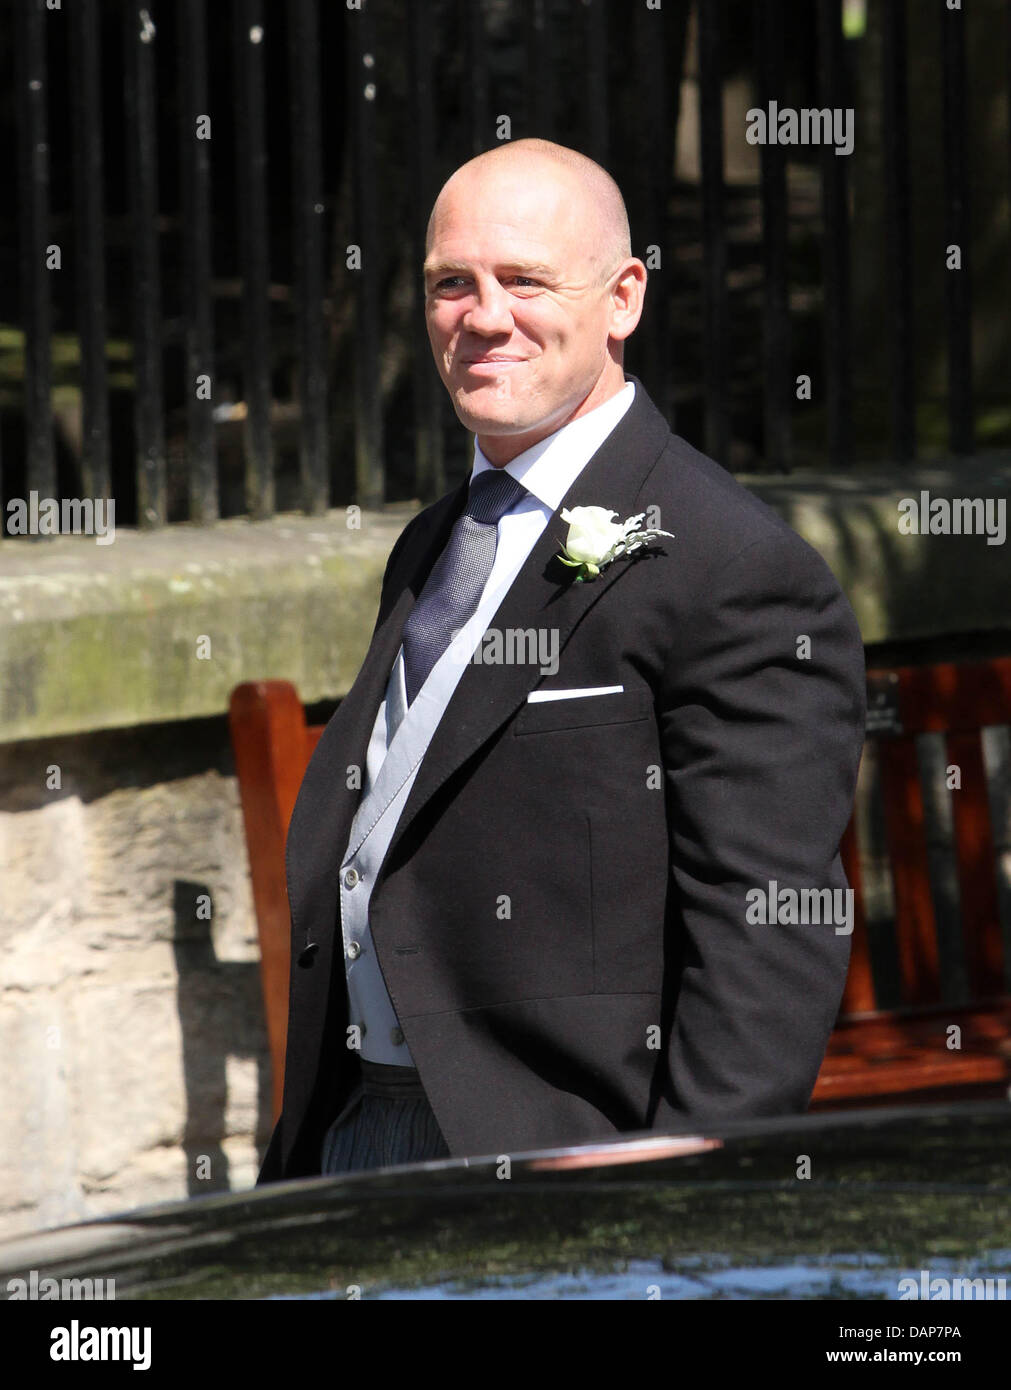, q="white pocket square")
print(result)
[527,685,624,703]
